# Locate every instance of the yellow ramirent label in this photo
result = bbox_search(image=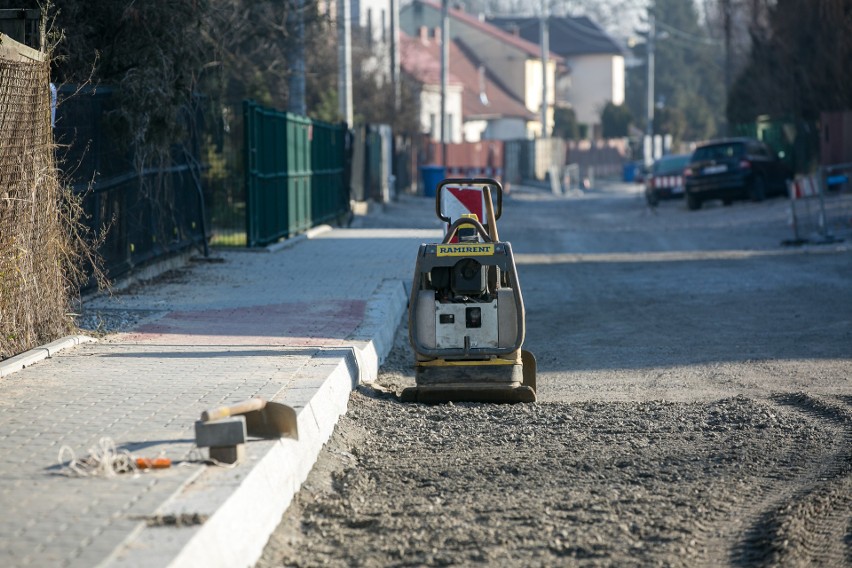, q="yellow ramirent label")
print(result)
[436,243,495,257]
